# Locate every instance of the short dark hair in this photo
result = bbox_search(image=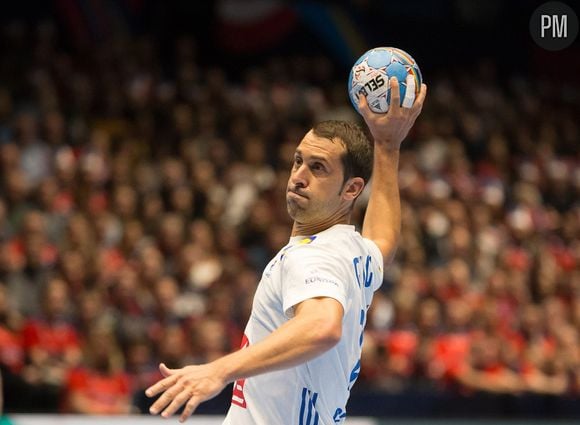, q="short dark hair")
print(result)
[312,120,373,185]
